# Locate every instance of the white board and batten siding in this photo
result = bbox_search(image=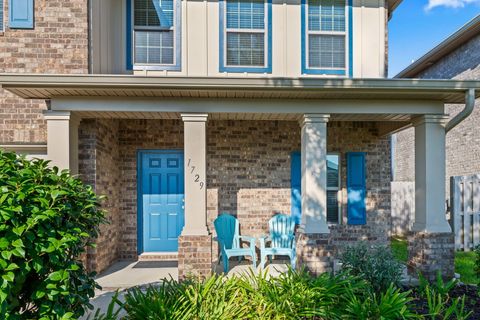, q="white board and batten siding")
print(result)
[451,174,480,251]
[391,181,415,236]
